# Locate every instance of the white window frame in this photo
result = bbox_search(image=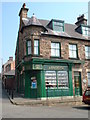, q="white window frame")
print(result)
[69,44,77,58]
[51,42,60,57]
[85,46,90,59]
[27,40,31,55]
[87,72,90,85]
[34,40,39,55]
